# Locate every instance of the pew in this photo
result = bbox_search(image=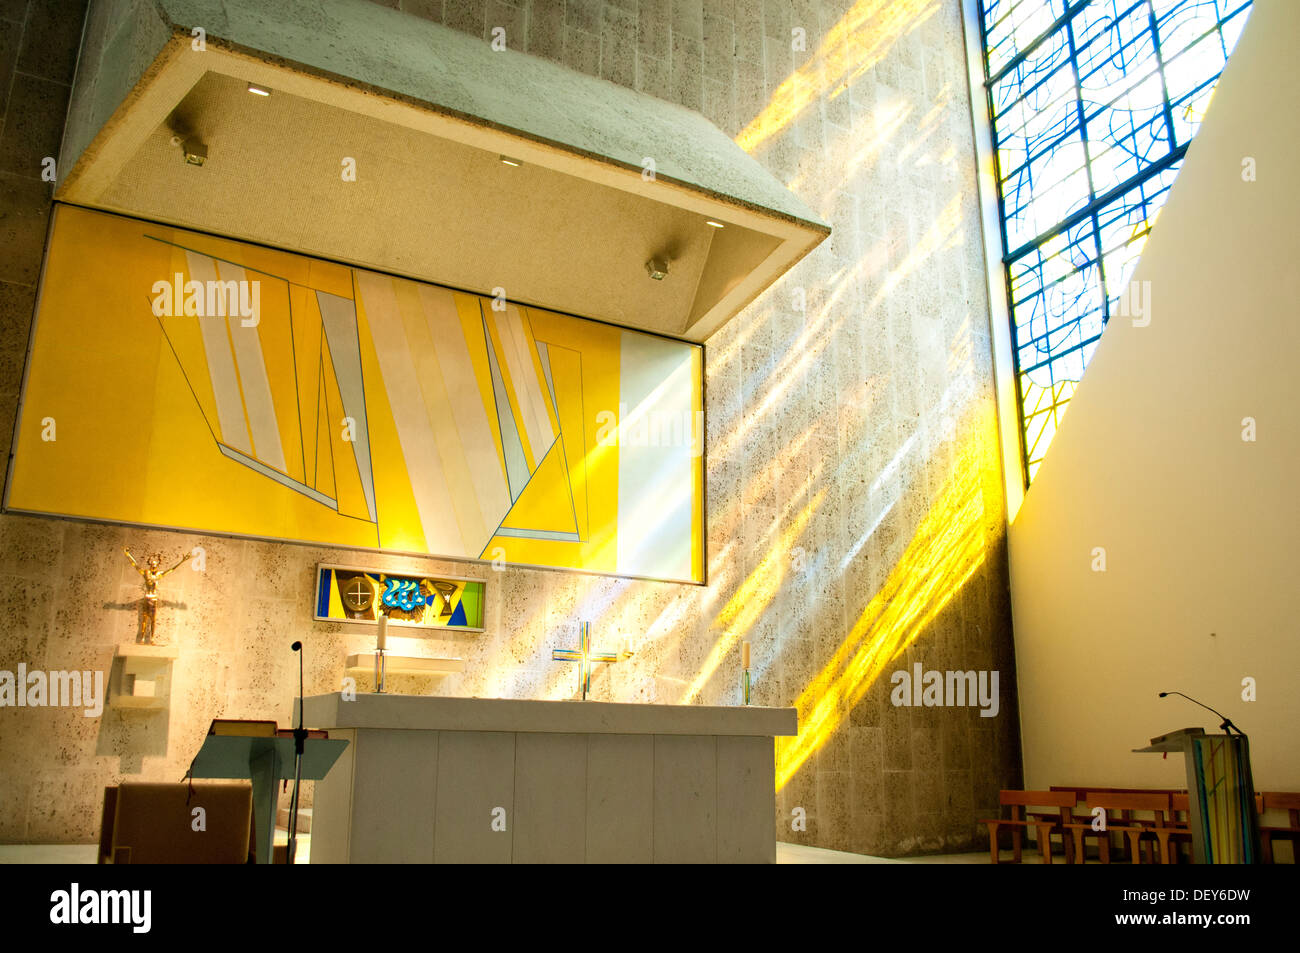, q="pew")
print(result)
[1051,787,1185,862]
[1062,792,1171,864]
[1260,792,1300,863]
[1152,793,1196,864]
[982,790,1078,864]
